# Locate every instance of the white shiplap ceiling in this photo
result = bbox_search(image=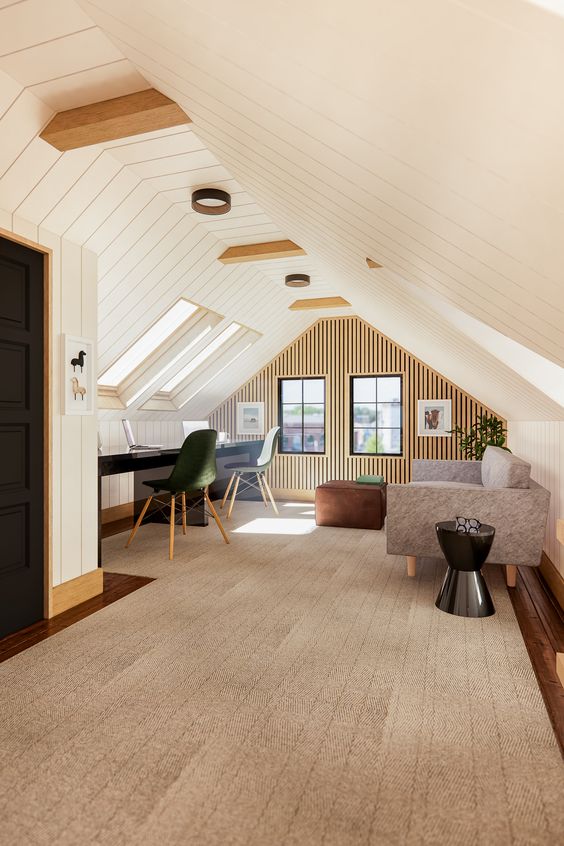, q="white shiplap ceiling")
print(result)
[0,0,562,420]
